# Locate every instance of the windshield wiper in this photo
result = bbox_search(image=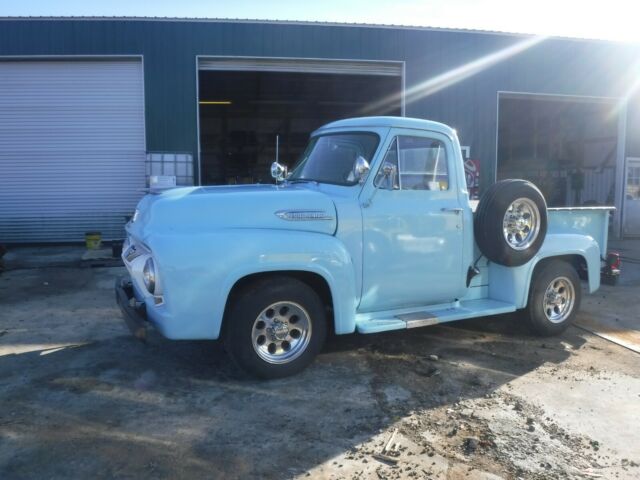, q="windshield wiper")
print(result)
[287,178,318,184]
